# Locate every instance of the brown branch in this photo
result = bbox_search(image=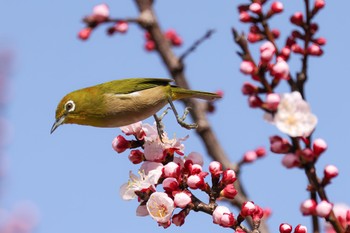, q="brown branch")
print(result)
[133,1,269,232]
